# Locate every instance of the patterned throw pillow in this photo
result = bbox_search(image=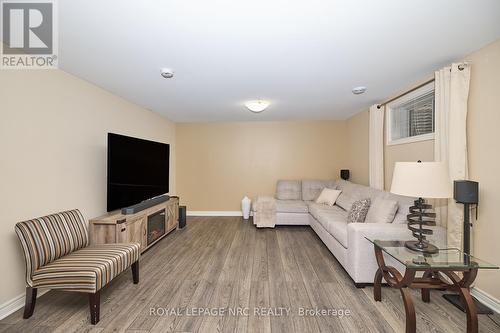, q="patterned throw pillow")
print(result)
[347,199,371,223]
